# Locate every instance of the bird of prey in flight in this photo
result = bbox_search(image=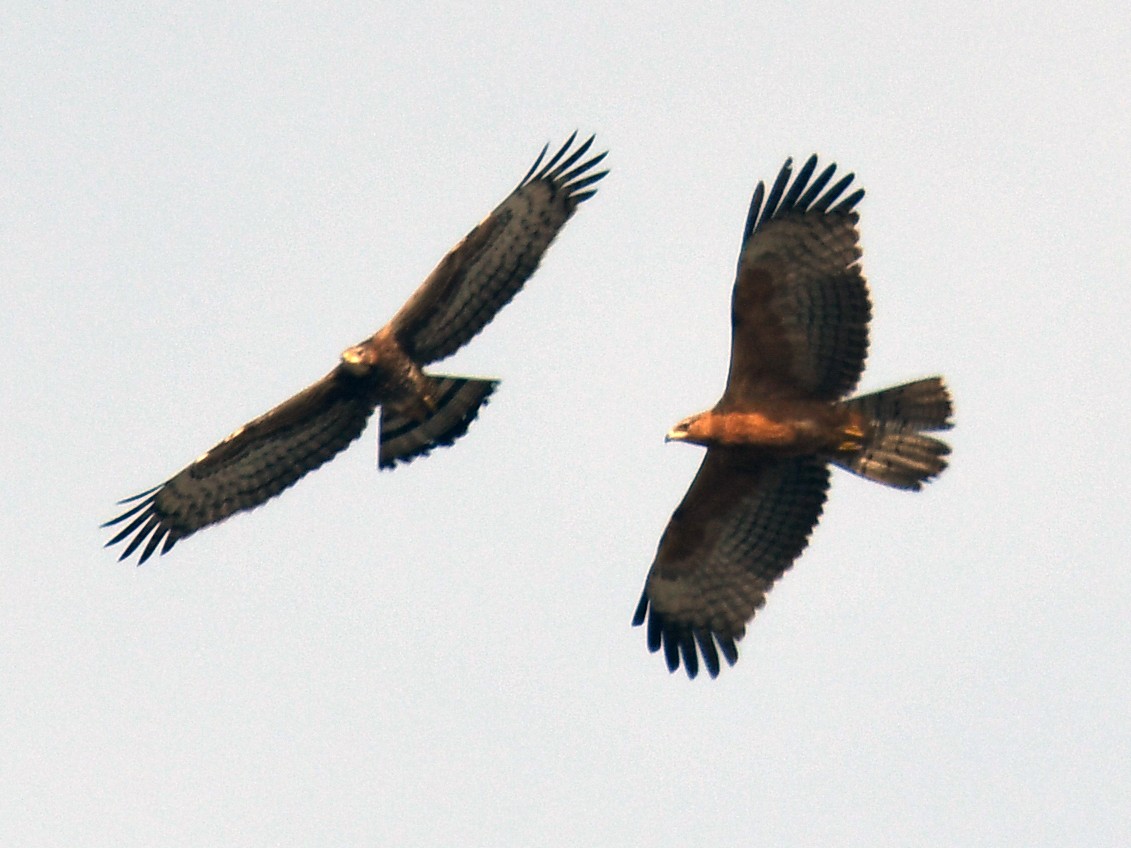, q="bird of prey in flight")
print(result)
[105,134,607,564]
[633,155,953,679]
